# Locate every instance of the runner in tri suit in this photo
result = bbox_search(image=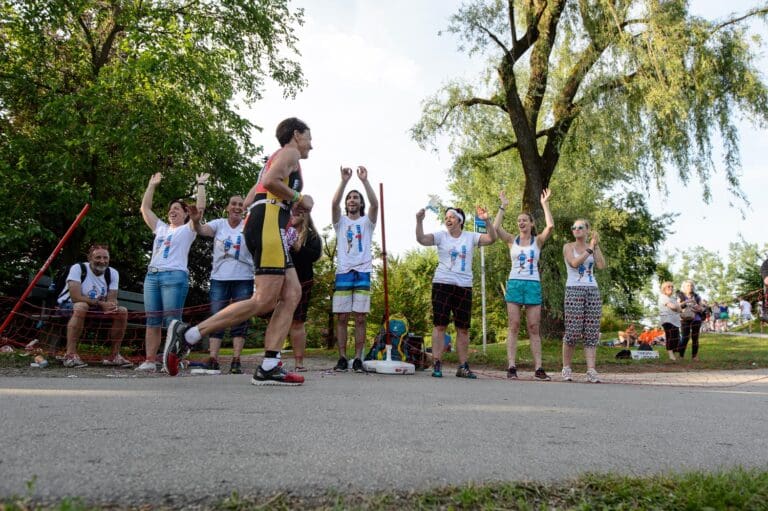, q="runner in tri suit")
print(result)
[163,117,314,386]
